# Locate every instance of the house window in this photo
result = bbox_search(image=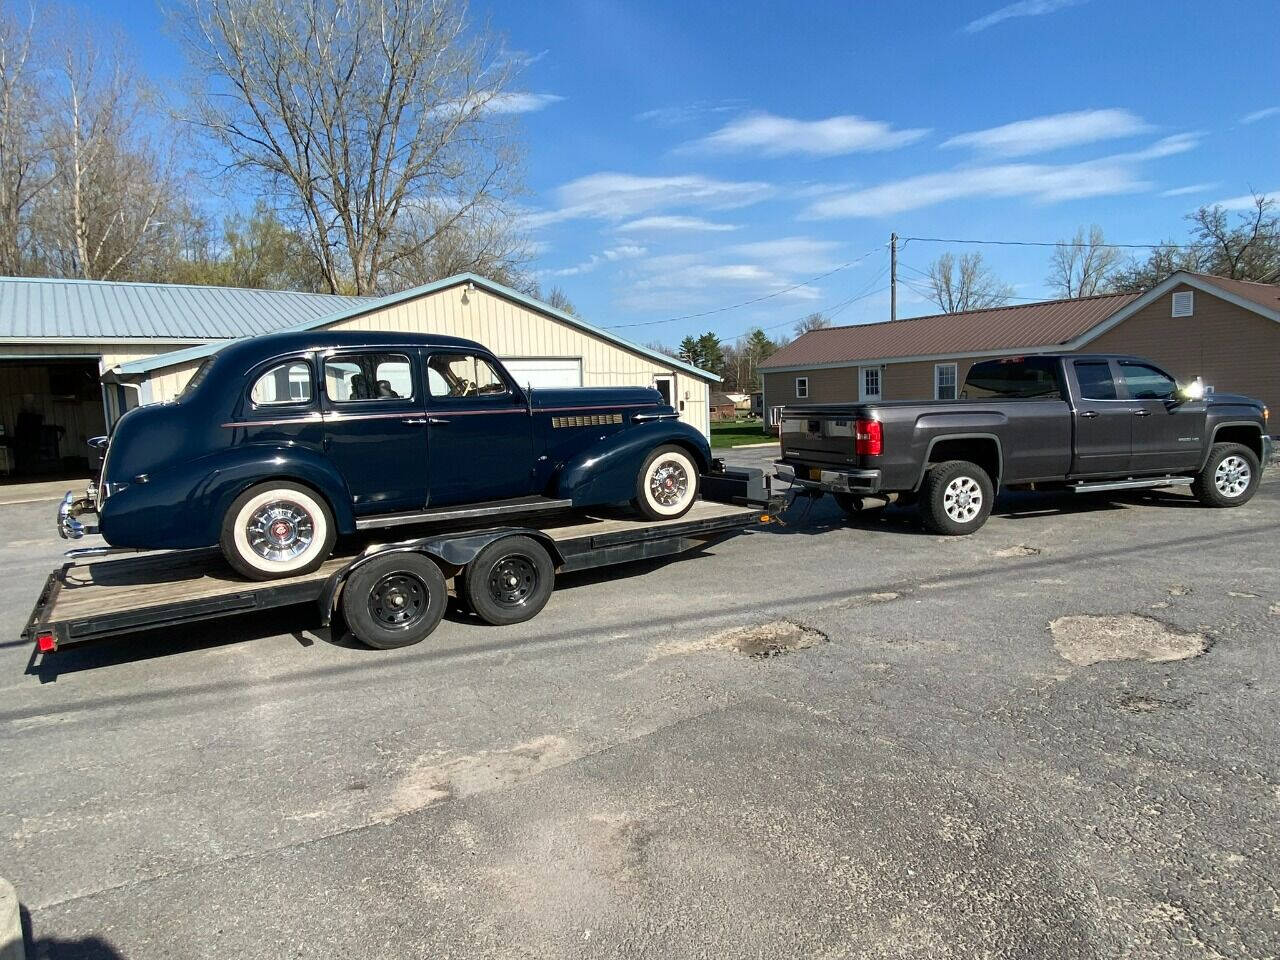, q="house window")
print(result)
[934,363,957,401]
[1171,290,1194,317]
[860,367,882,401]
[795,377,809,399]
